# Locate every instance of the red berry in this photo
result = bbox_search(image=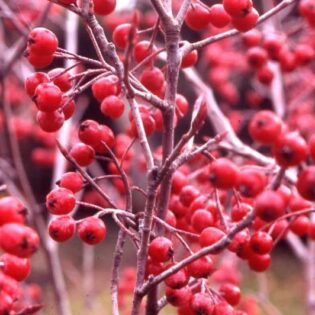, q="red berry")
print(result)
[273,132,308,167]
[219,283,241,306]
[48,68,72,92]
[25,72,49,97]
[91,124,116,154]
[254,191,285,222]
[61,96,76,120]
[199,227,225,249]
[165,286,192,307]
[181,50,198,68]
[140,67,165,95]
[242,29,262,47]
[112,23,135,49]
[176,94,189,117]
[34,83,62,112]
[294,44,314,66]
[70,143,95,166]
[263,34,284,60]
[164,266,189,289]
[93,0,116,15]
[257,65,274,85]
[0,291,14,314]
[0,254,30,281]
[231,8,259,32]
[213,302,234,315]
[92,75,120,102]
[223,0,253,17]
[246,47,268,68]
[100,95,125,118]
[0,197,26,226]
[185,2,211,31]
[46,187,76,215]
[208,158,239,190]
[187,256,214,278]
[209,4,231,28]
[58,172,84,193]
[0,223,39,258]
[249,231,273,255]
[191,209,214,233]
[148,237,174,263]
[171,171,188,194]
[26,50,54,68]
[37,110,65,132]
[249,110,282,144]
[28,27,58,55]
[48,215,76,242]
[290,215,309,236]
[308,134,315,161]
[179,185,200,207]
[79,120,102,145]
[133,40,156,63]
[191,293,214,315]
[231,203,253,222]
[77,217,106,245]
[248,253,271,272]
[236,169,267,198]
